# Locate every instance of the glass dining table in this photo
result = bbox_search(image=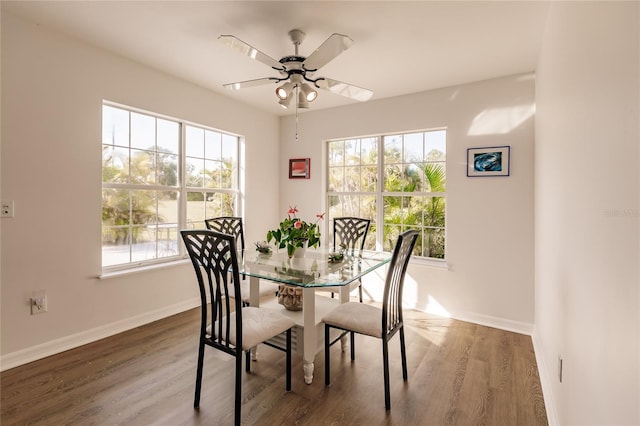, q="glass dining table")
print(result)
[238,247,392,384]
